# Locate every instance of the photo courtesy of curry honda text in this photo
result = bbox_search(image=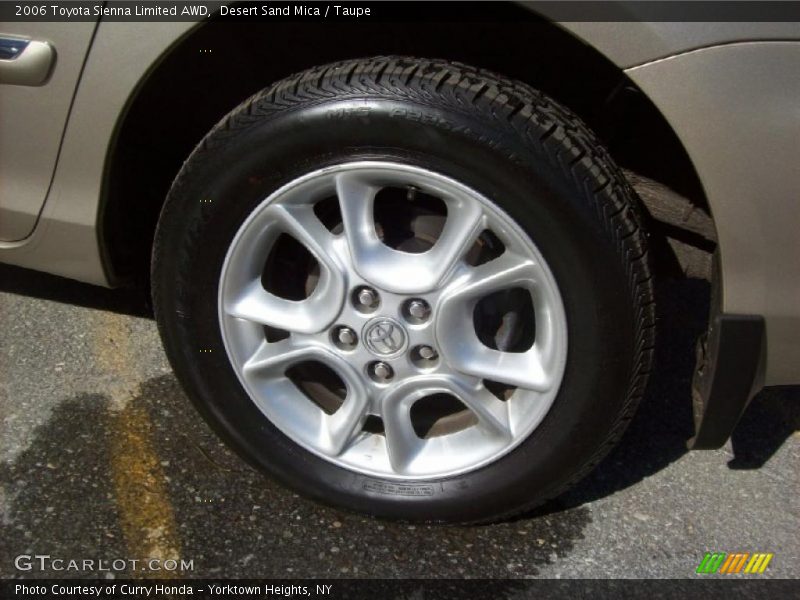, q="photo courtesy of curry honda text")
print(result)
[1,2,798,522]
